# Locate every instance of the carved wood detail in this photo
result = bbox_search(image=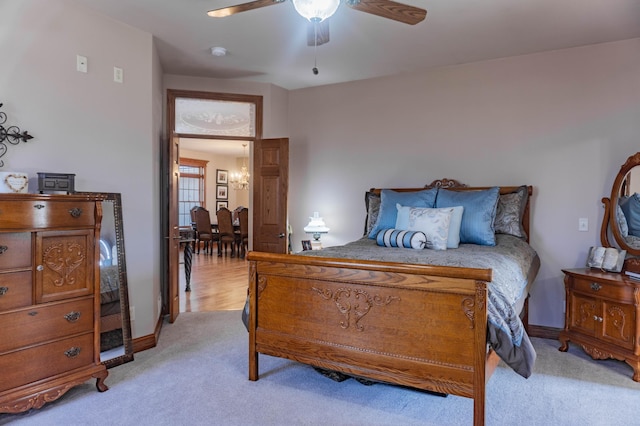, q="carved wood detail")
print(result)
[257,276,267,298]
[623,257,640,275]
[425,178,468,189]
[461,297,475,328]
[606,305,629,341]
[581,344,614,360]
[43,242,85,287]
[576,301,596,327]
[311,286,400,331]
